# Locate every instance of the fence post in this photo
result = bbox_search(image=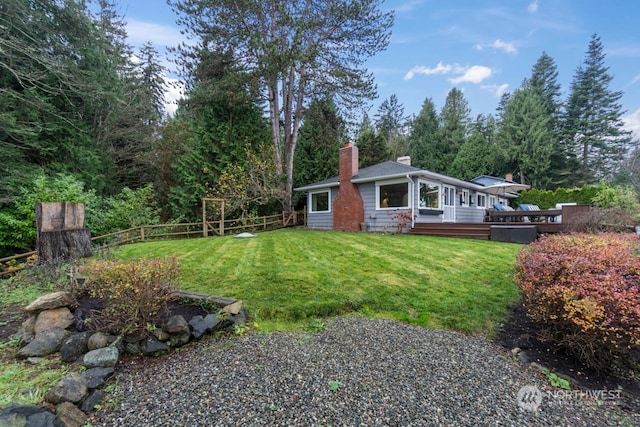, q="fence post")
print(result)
[220,201,224,236]
[203,199,208,237]
[140,226,145,242]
